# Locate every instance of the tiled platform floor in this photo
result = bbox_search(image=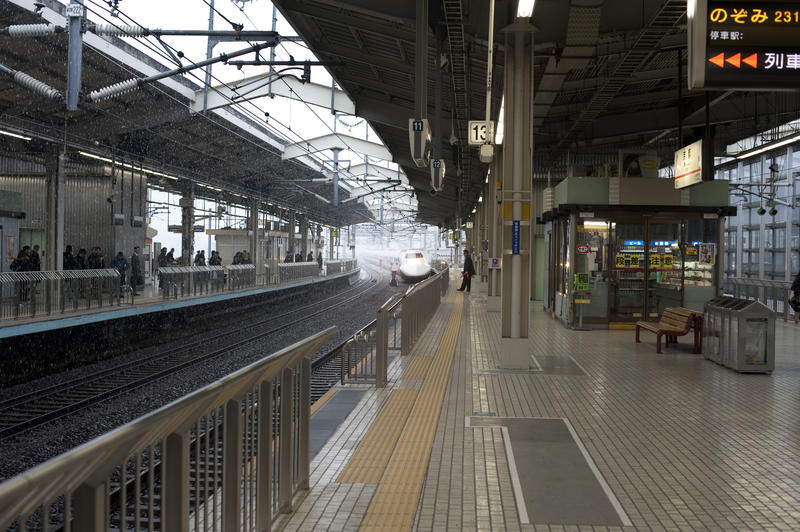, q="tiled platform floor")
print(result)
[283,280,800,531]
